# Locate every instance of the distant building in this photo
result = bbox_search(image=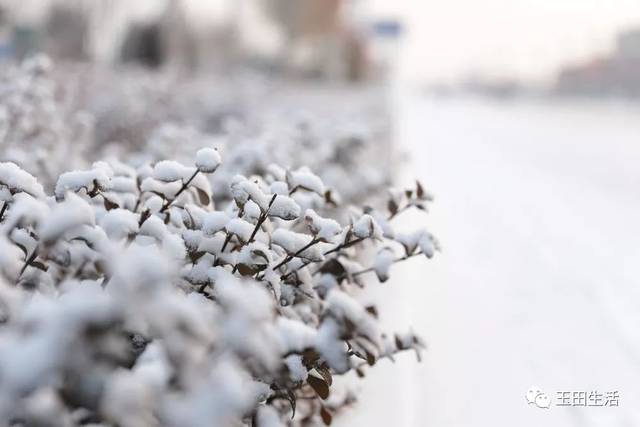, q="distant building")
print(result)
[0,0,381,81]
[44,2,89,61]
[261,0,372,81]
[556,27,640,97]
[617,29,640,59]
